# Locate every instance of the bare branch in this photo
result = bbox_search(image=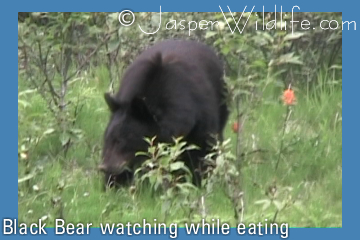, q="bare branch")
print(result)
[64,29,118,83]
